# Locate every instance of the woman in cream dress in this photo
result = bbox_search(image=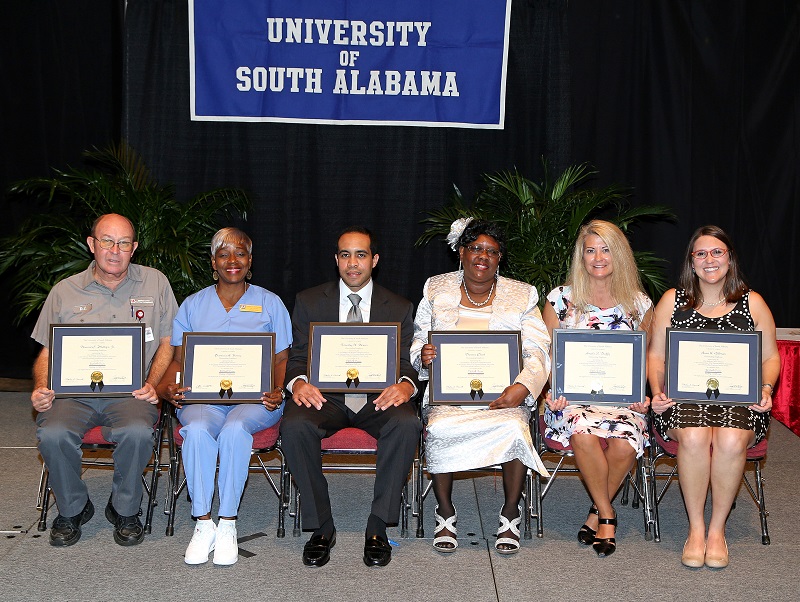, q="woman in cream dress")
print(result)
[411,219,550,554]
